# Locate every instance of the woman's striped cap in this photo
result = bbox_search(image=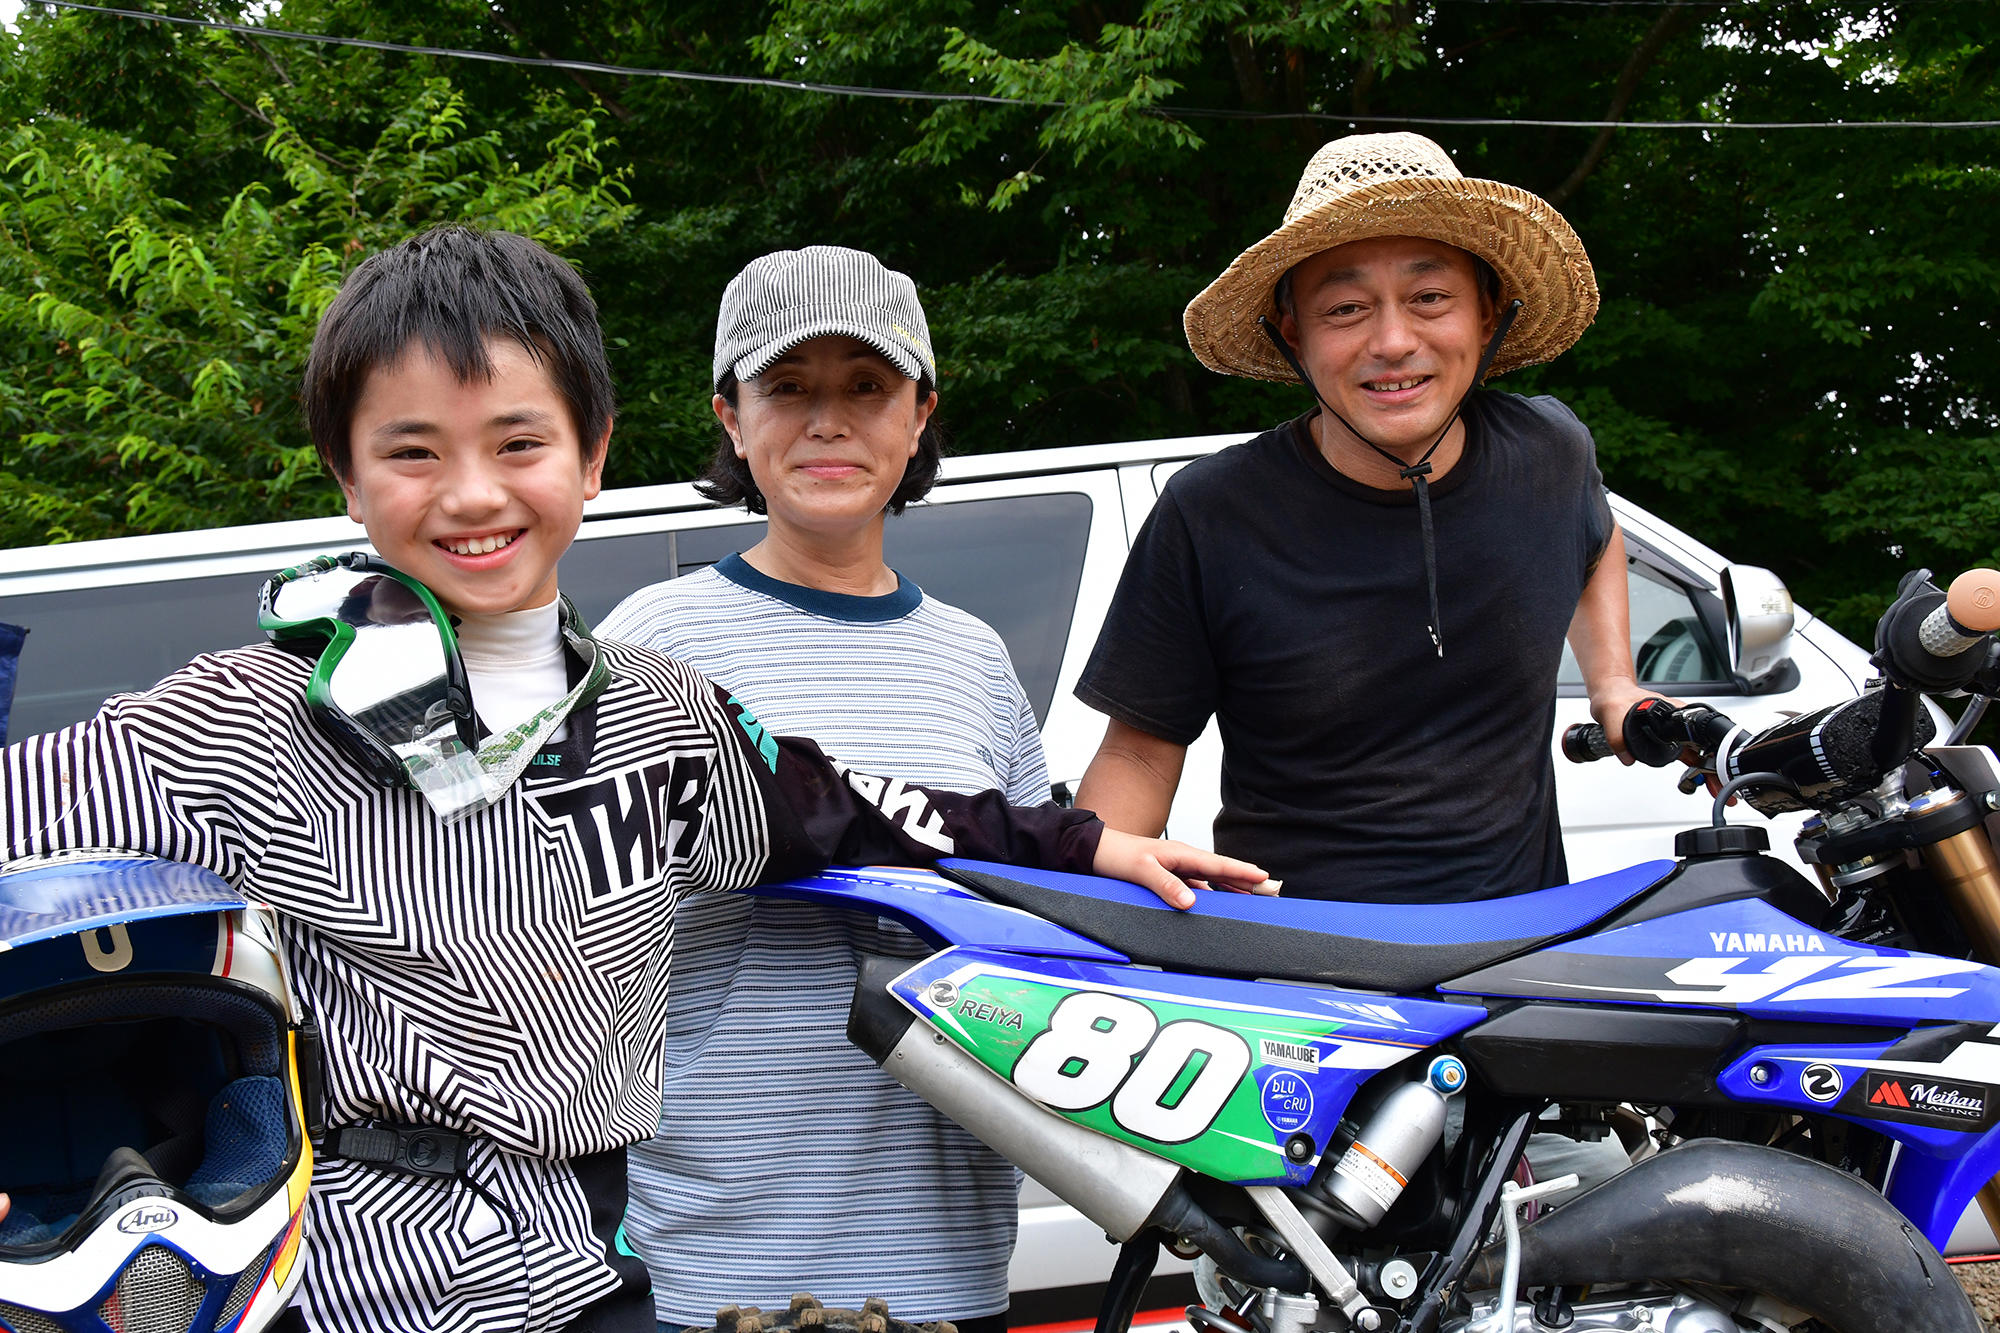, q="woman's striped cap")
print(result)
[714,246,937,391]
